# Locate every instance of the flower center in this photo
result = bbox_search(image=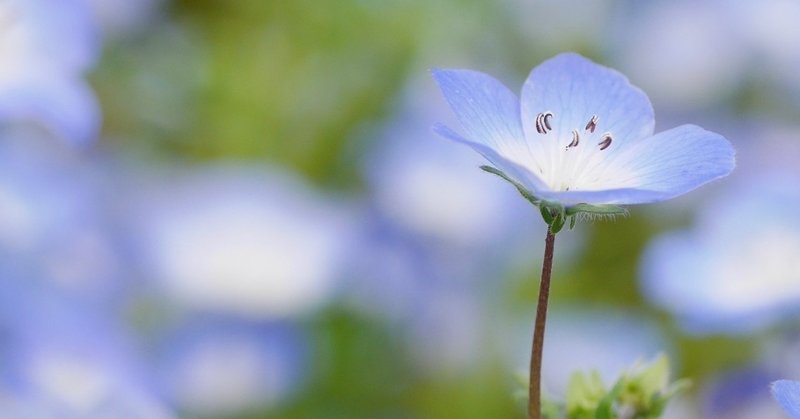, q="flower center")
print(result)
[532,112,617,192]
